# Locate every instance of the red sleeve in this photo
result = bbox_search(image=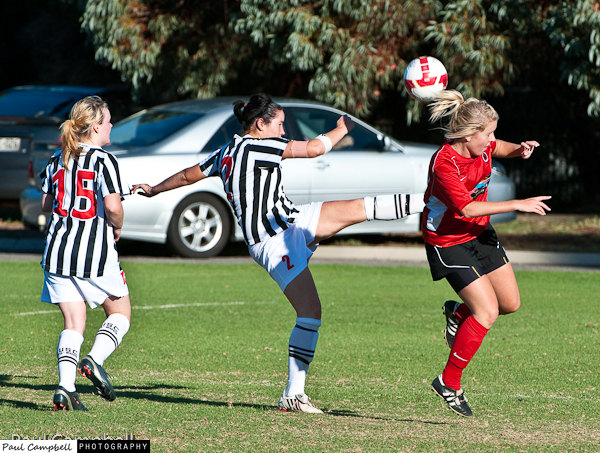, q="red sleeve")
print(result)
[430,154,473,213]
